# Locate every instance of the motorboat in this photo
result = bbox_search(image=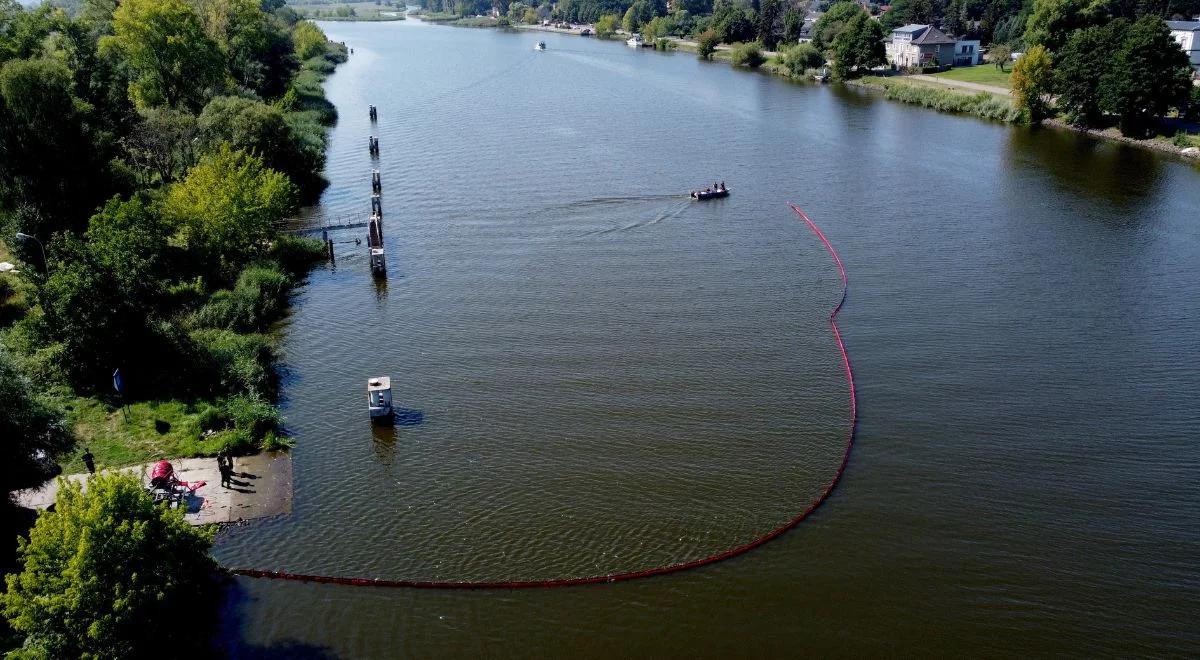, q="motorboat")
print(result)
[535,41,546,51]
[691,186,730,200]
[626,34,645,47]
